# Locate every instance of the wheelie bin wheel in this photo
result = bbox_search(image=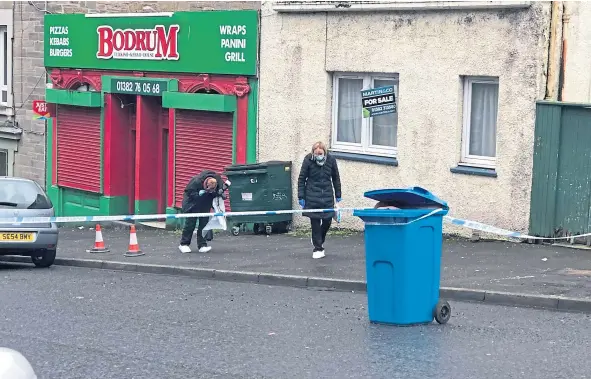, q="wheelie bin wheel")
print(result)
[434,300,451,324]
[276,221,291,234]
[231,226,240,236]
